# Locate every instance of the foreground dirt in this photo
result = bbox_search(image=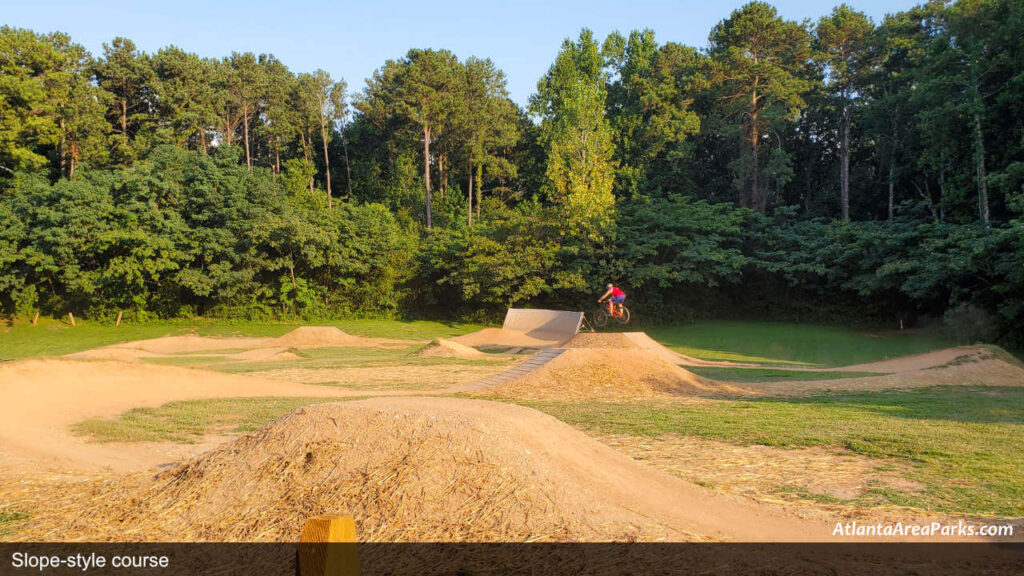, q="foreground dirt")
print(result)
[2,328,1021,543]
[8,398,841,542]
